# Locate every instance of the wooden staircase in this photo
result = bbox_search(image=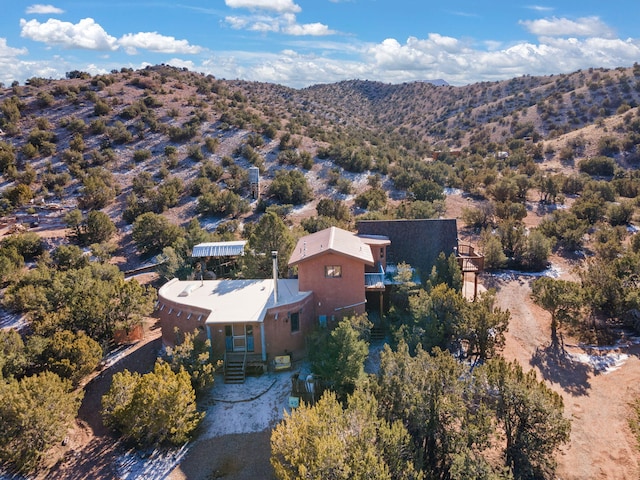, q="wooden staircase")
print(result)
[224,352,246,384]
[370,323,387,342]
